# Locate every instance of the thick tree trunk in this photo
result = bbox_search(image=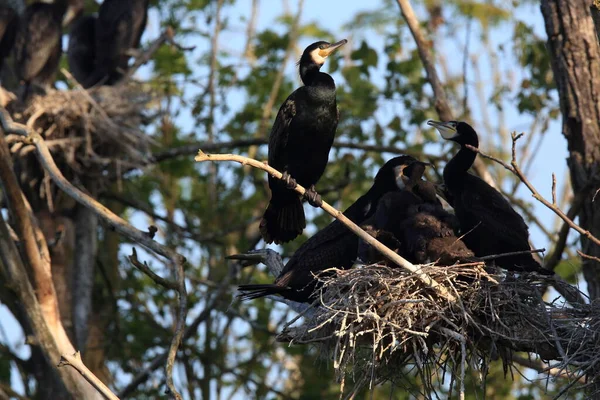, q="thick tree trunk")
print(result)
[541,0,600,300]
